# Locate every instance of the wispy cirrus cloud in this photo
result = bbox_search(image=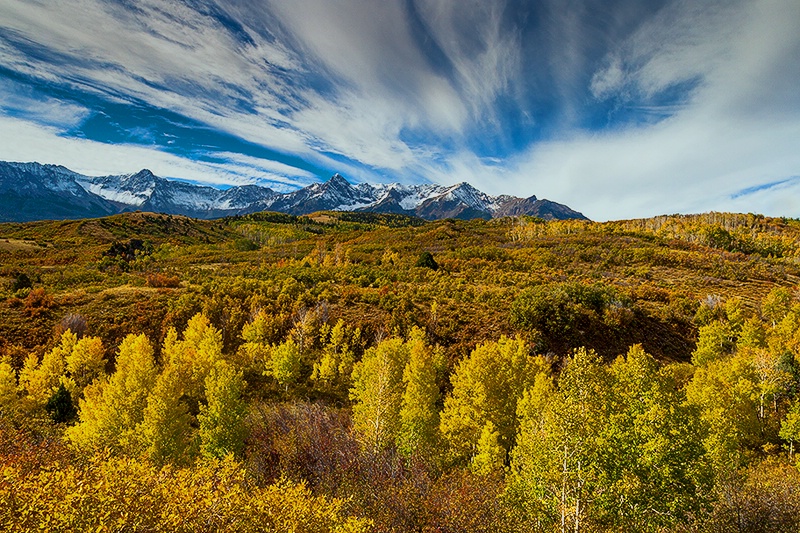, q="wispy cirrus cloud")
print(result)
[0,0,798,220]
